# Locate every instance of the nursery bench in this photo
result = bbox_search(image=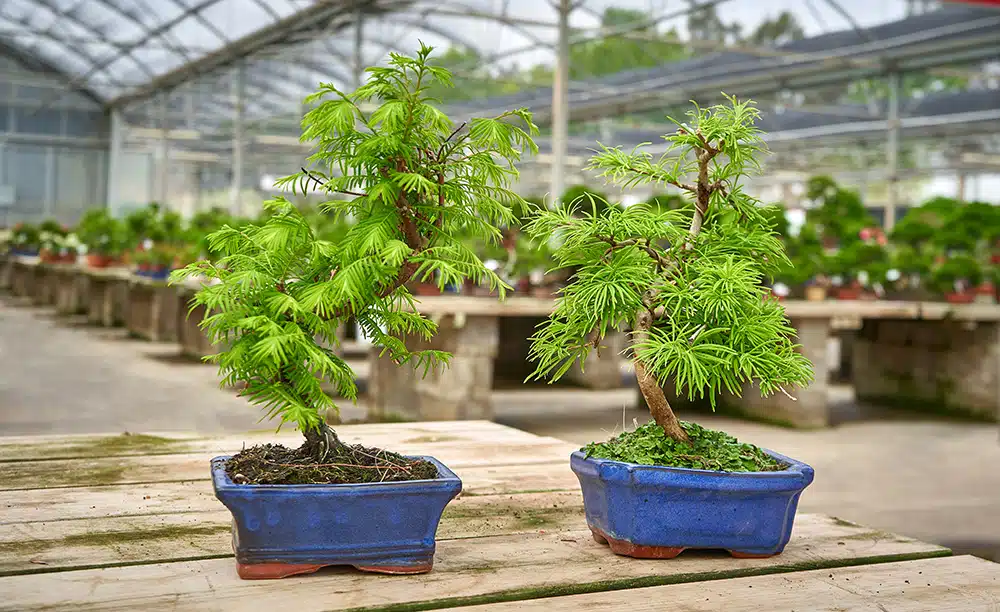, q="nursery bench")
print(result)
[1,421,996,611]
[368,296,1000,427]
